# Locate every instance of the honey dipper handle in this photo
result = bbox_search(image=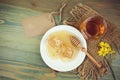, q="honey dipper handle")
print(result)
[81,48,108,74]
